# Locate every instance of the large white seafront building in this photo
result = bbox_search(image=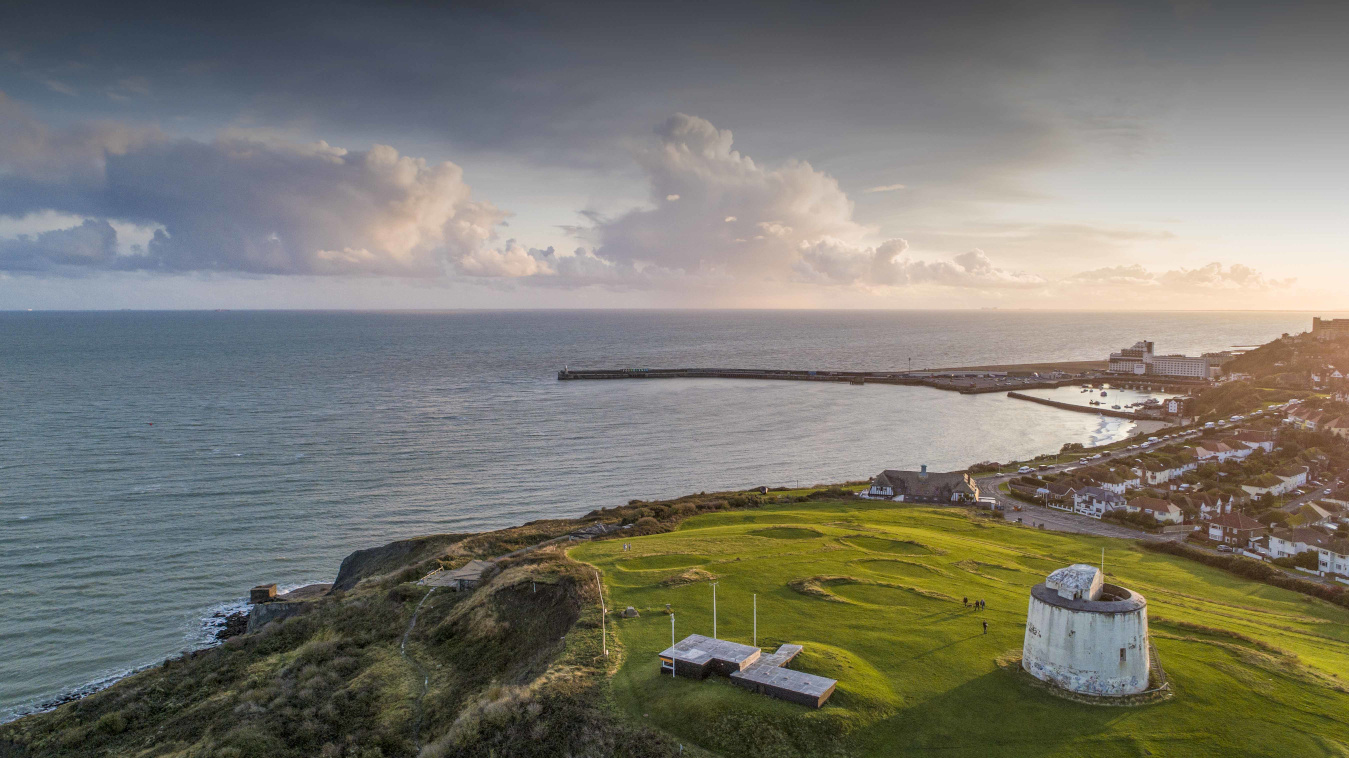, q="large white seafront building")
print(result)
[1107,340,1211,379]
